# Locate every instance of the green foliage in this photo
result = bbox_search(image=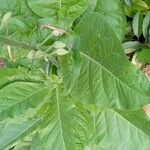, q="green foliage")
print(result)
[132,11,143,38]
[0,0,150,150]
[94,0,127,41]
[124,0,149,17]
[143,12,150,40]
[60,12,150,109]
[136,48,150,63]
[27,0,89,26]
[123,0,150,63]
